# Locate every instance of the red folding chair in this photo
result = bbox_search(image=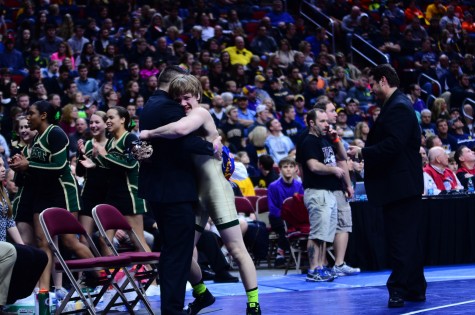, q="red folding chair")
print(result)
[235,196,256,217]
[246,195,259,212]
[281,195,310,275]
[39,208,133,315]
[254,188,268,197]
[92,204,160,314]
